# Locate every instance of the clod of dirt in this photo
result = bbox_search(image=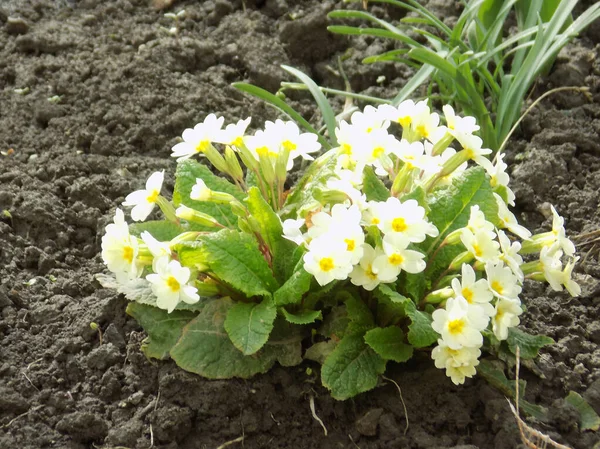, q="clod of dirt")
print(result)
[5,17,29,35]
[548,398,581,434]
[55,412,108,443]
[86,343,124,370]
[356,407,384,436]
[150,405,193,443]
